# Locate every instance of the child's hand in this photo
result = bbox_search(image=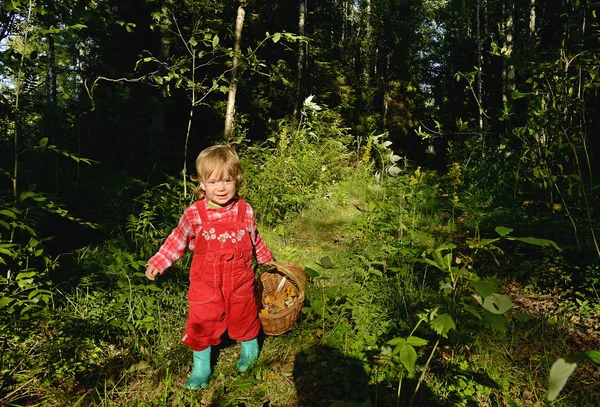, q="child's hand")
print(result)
[145,264,160,280]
